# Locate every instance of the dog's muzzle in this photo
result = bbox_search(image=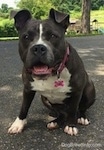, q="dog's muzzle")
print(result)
[27,47,69,79]
[28,44,53,76]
